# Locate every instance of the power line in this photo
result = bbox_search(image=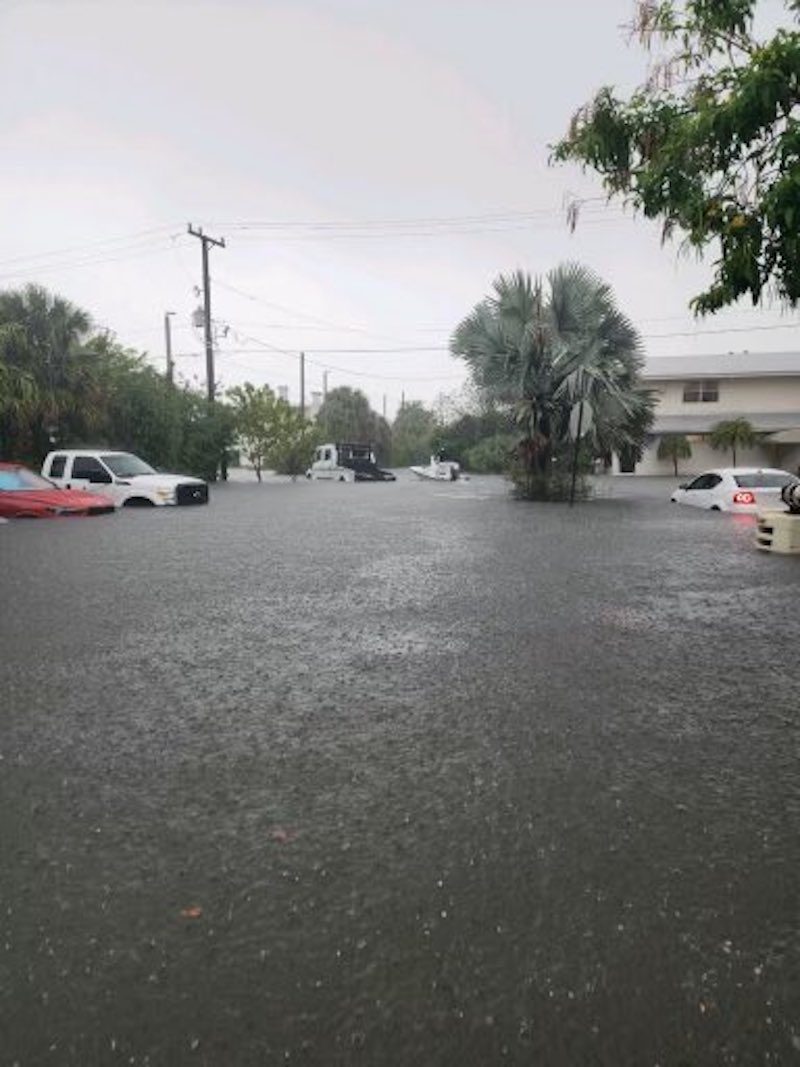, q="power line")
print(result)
[0,202,615,274]
[215,331,463,383]
[0,241,176,283]
[0,224,179,270]
[218,318,798,356]
[644,322,800,339]
[225,216,629,243]
[213,200,615,232]
[214,278,410,346]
